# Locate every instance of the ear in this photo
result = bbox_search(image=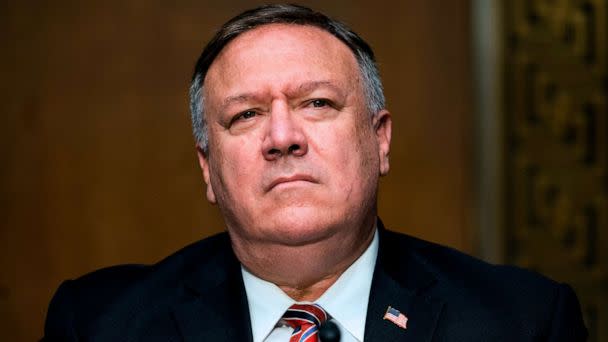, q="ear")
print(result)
[196,145,217,204]
[373,110,392,176]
